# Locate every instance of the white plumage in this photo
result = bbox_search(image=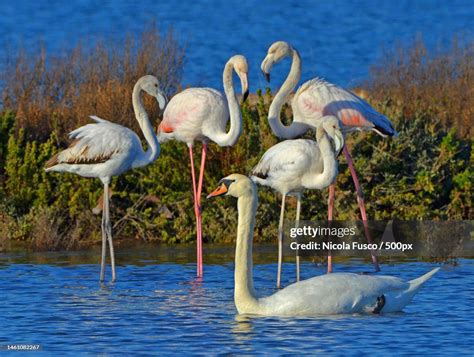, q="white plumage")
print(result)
[261,42,397,138]
[251,116,344,287]
[47,116,145,179]
[208,174,440,316]
[292,77,396,136]
[156,55,249,278]
[45,75,166,282]
[261,41,395,273]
